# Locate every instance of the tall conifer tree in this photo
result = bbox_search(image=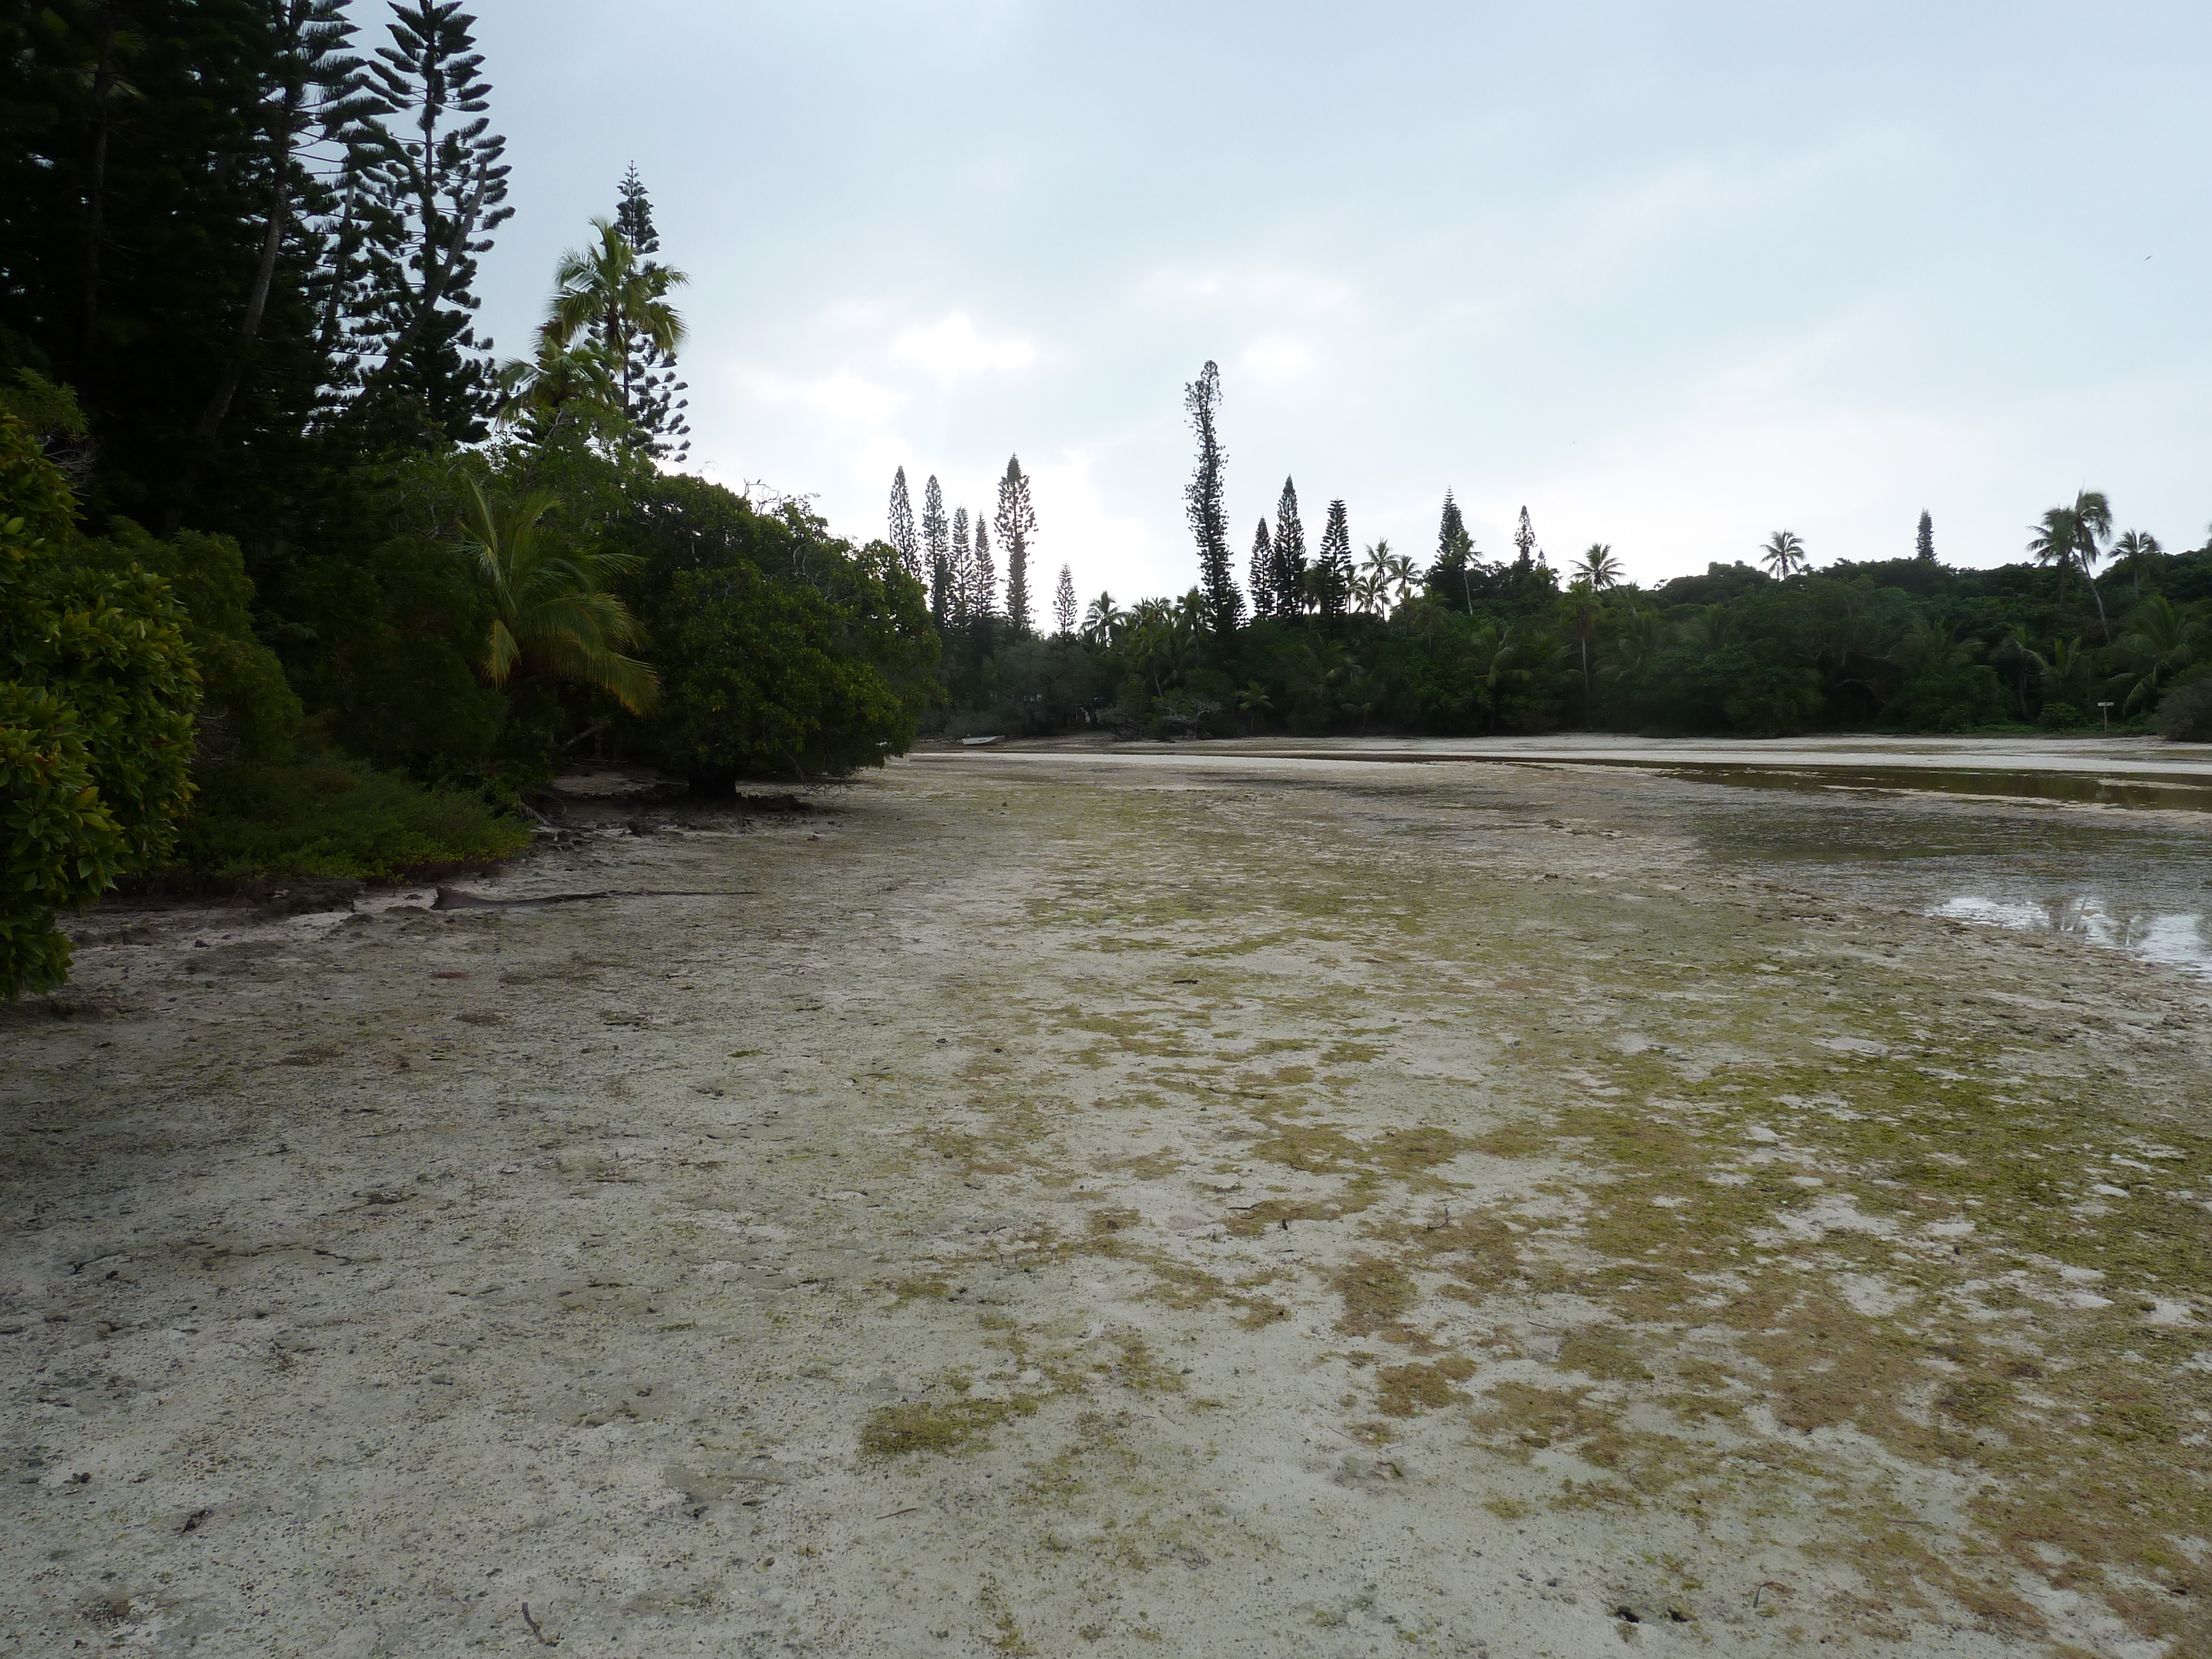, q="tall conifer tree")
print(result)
[354,1,514,440]
[1916,509,1936,562]
[1316,499,1353,622]
[1248,519,1276,618]
[1053,564,1077,637]
[888,467,920,581]
[1432,490,1477,610]
[1512,505,1538,571]
[1438,491,1472,565]
[922,474,950,626]
[974,518,995,619]
[994,455,1037,634]
[608,165,690,462]
[1272,479,1308,613]
[1183,361,1240,639]
[950,507,973,624]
